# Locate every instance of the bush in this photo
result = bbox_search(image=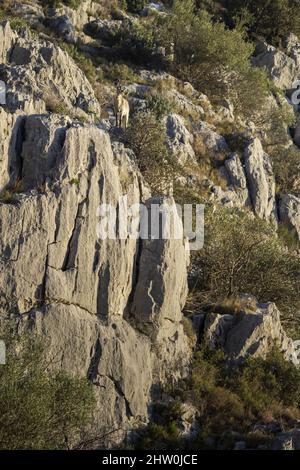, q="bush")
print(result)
[135,345,300,449]
[231,349,300,415]
[155,1,269,117]
[225,0,300,46]
[272,147,300,195]
[124,0,146,13]
[0,325,95,450]
[103,62,138,84]
[191,208,300,319]
[145,91,173,120]
[125,112,177,193]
